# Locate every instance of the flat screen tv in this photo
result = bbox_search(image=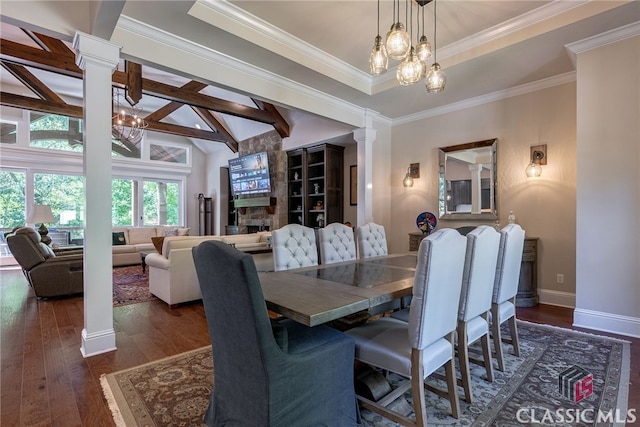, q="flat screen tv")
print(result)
[228,151,272,196]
